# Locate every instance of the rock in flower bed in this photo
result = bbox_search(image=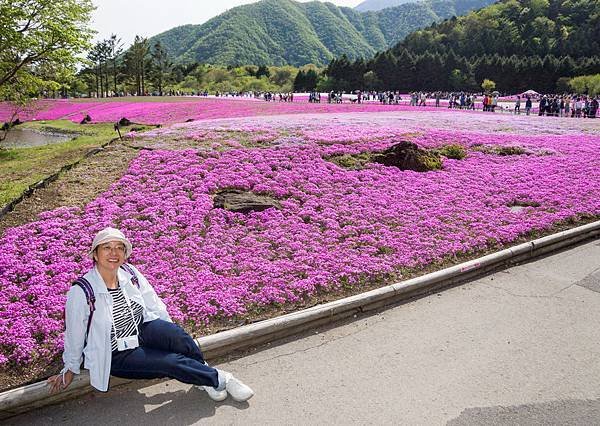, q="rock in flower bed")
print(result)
[213,188,282,213]
[0,110,599,375]
[326,142,465,172]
